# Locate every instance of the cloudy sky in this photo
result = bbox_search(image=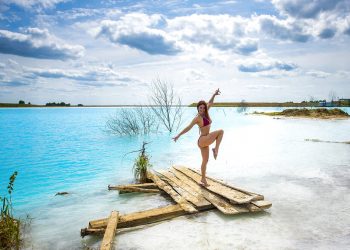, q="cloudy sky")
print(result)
[0,0,349,105]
